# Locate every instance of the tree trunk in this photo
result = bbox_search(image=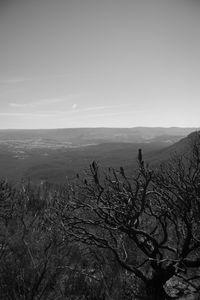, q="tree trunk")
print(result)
[146,278,170,300]
[144,267,175,300]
